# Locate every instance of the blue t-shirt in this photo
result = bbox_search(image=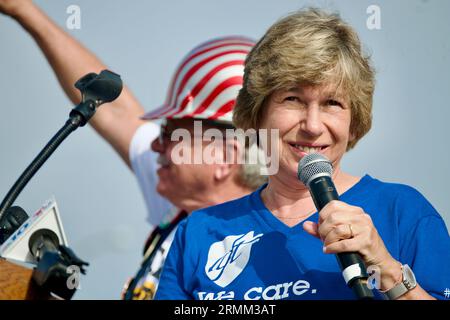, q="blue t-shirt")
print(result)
[155,175,450,300]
